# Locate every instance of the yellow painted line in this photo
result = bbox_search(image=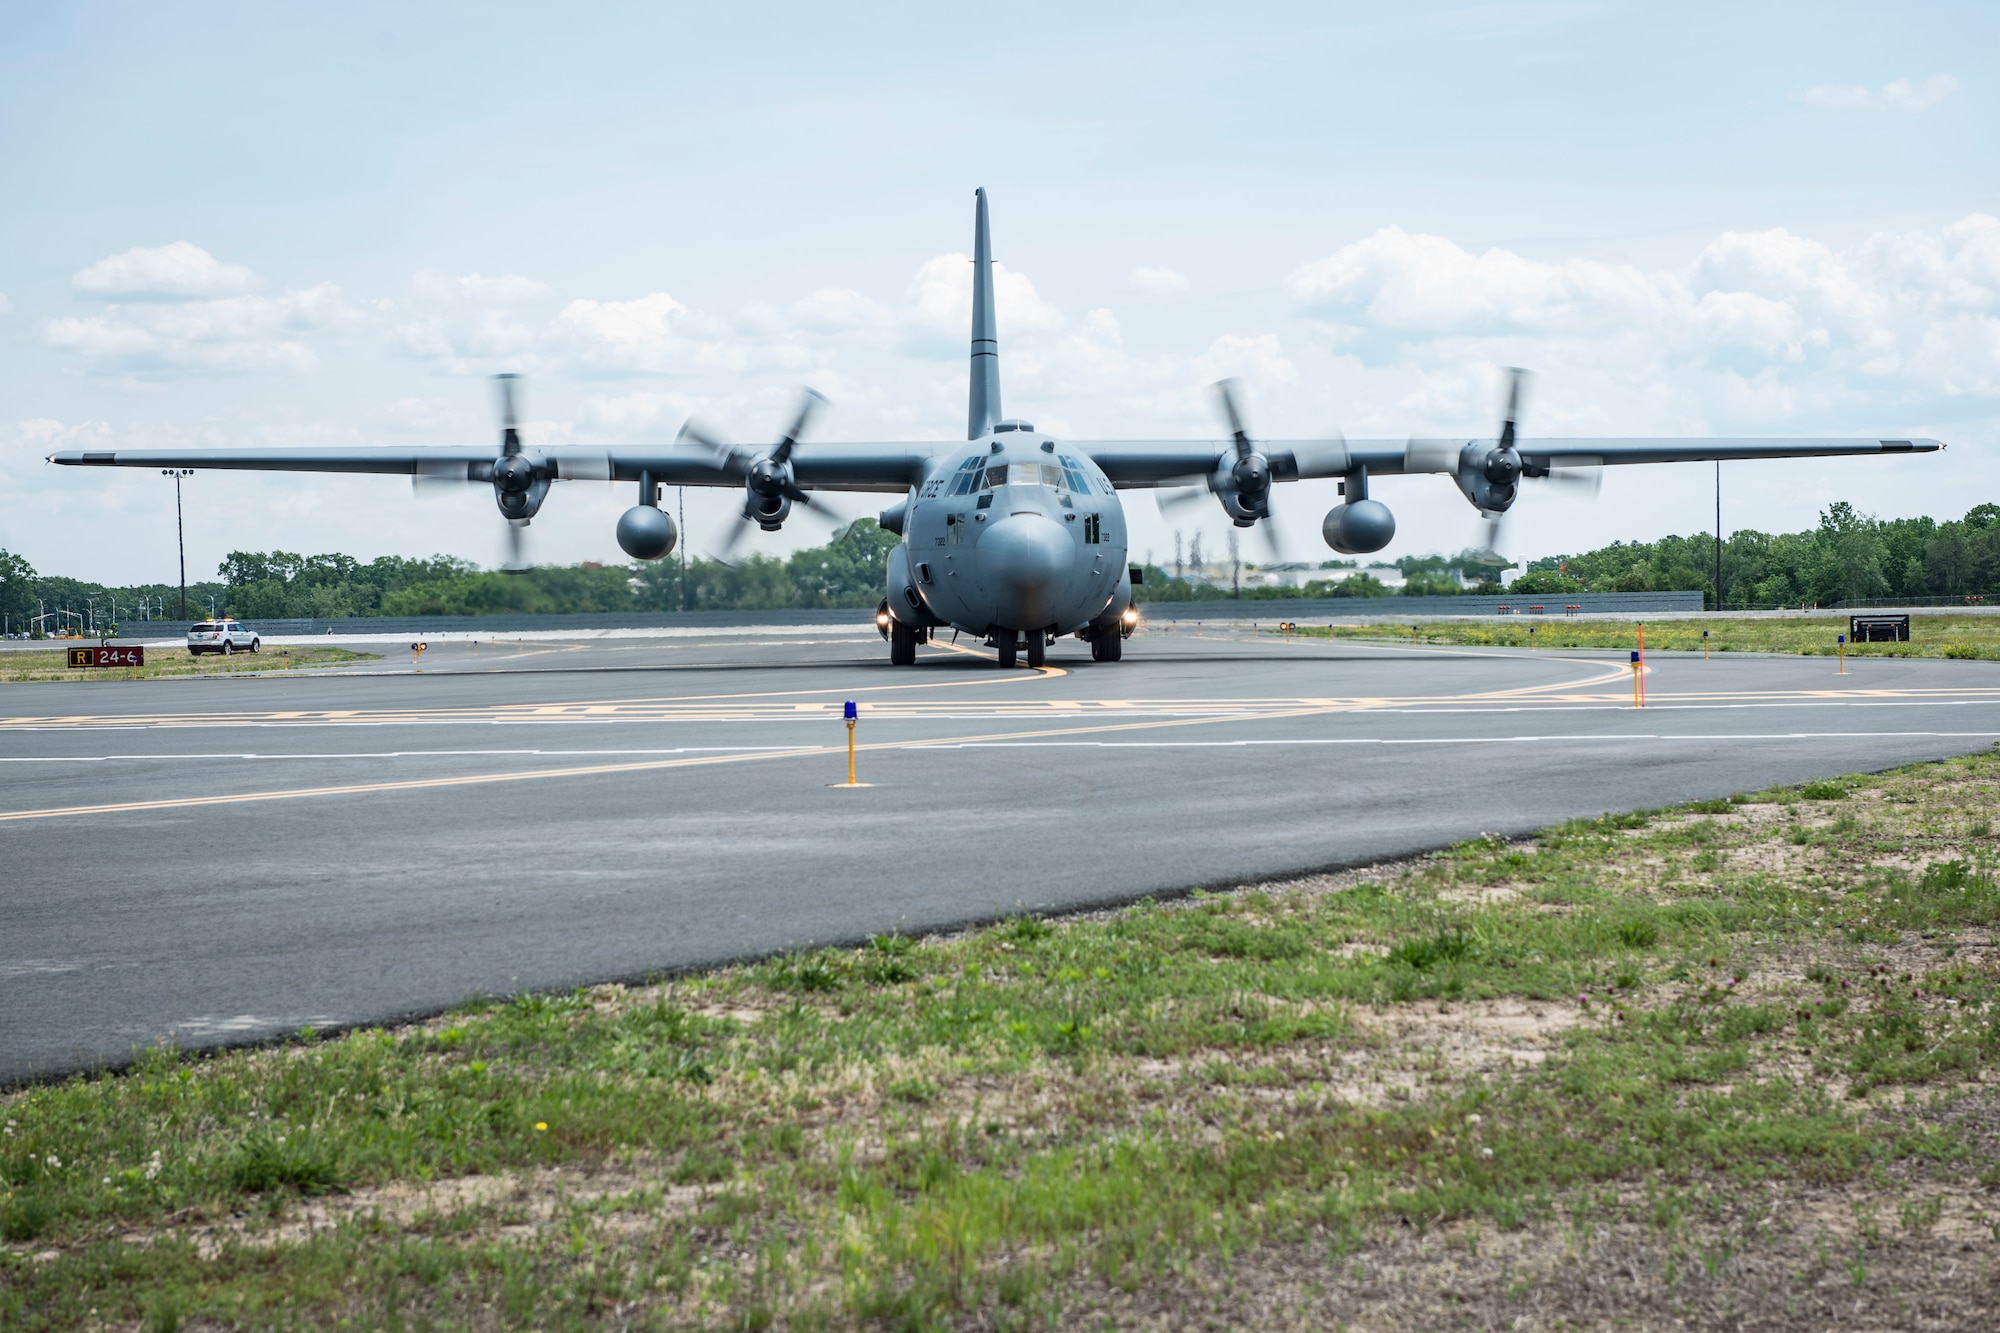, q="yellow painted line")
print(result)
[0,642,1067,730]
[11,650,1986,735]
[0,697,1341,824]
